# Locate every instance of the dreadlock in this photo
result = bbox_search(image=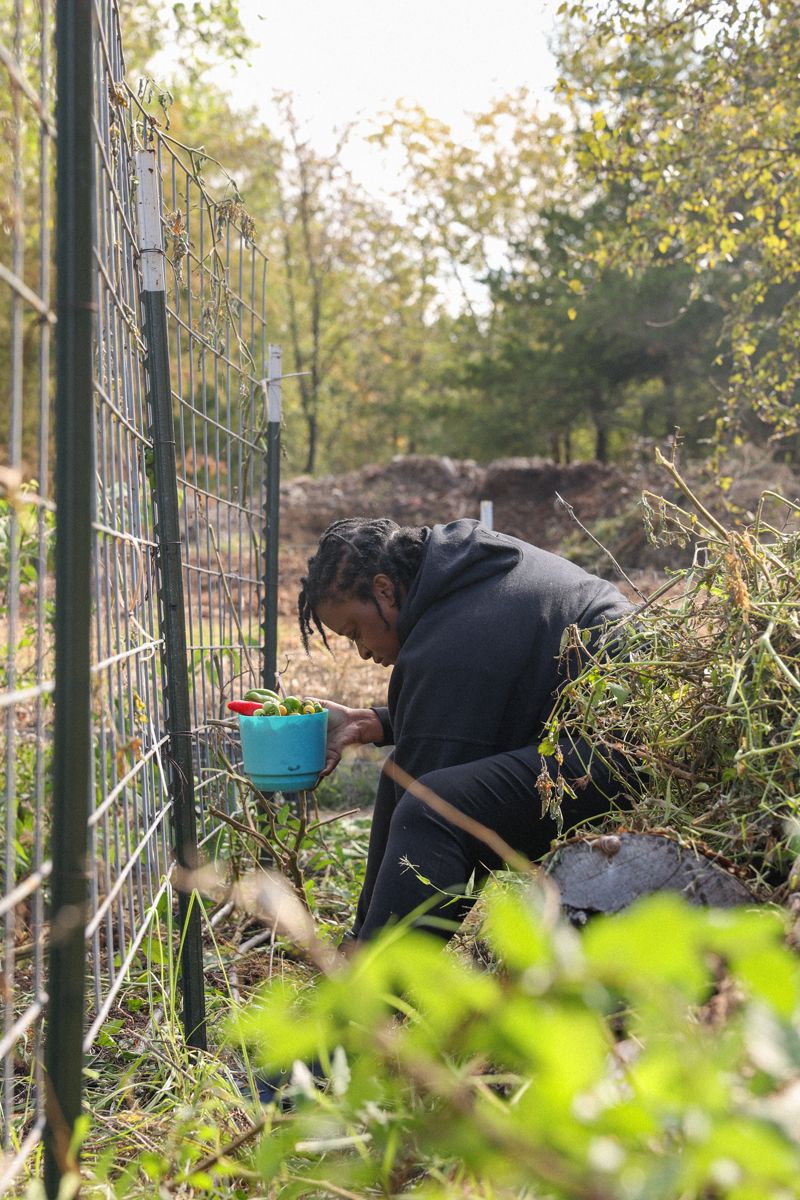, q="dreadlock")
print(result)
[298,517,429,652]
